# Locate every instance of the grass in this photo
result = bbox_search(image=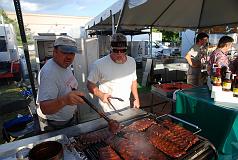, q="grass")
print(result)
[0,84,26,107]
